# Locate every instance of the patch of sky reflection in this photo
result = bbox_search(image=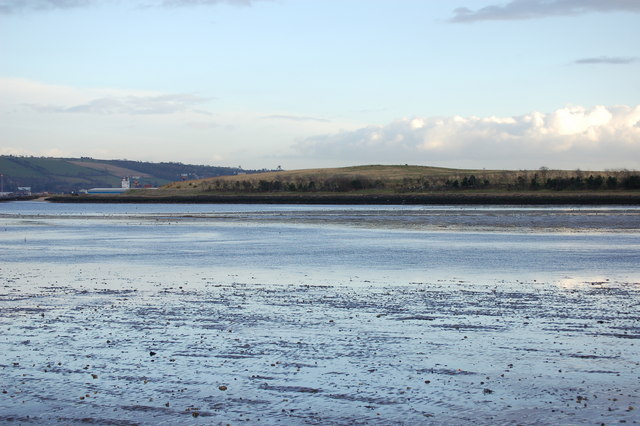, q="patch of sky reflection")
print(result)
[1,202,639,284]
